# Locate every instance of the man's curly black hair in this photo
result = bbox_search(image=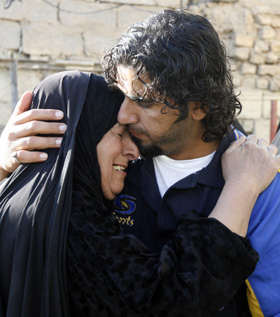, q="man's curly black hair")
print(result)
[102,9,241,142]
